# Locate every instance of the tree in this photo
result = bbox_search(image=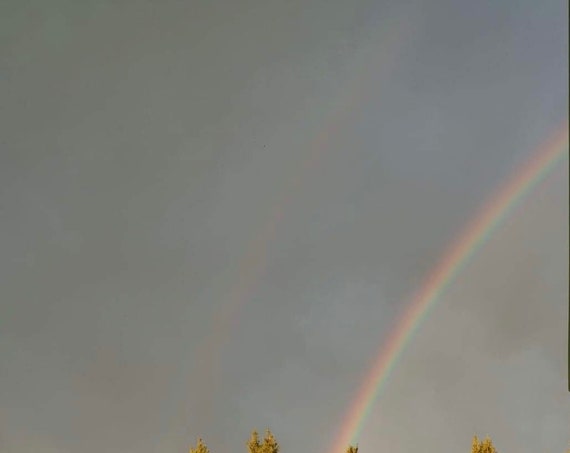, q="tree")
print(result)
[261,429,279,453]
[247,429,279,453]
[189,438,210,453]
[247,430,261,453]
[188,429,509,453]
[471,435,498,453]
